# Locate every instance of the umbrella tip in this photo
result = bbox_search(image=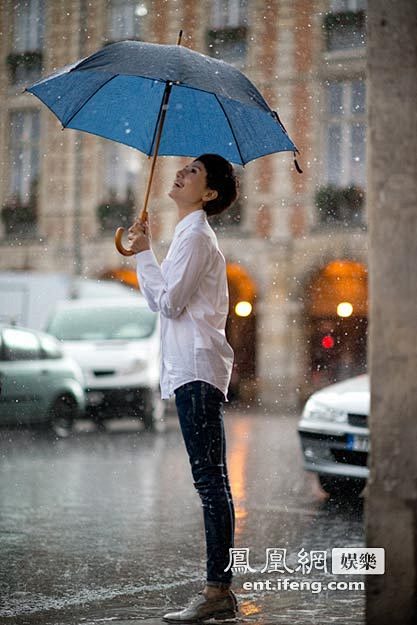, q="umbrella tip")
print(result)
[293,152,303,174]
